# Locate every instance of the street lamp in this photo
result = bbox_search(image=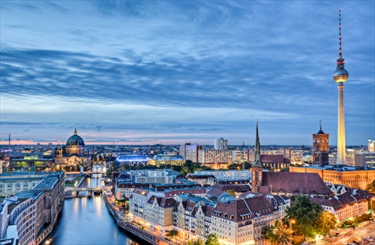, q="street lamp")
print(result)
[290,219,295,244]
